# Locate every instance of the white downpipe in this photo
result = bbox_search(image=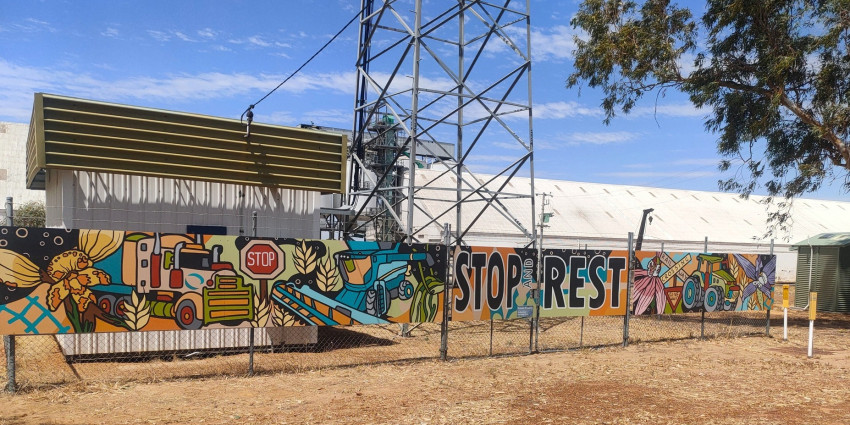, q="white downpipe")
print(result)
[808,320,814,358]
[783,307,788,341]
